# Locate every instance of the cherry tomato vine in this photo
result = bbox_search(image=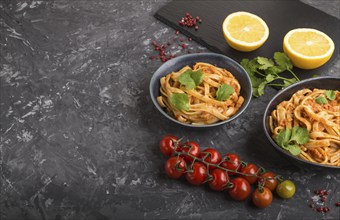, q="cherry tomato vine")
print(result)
[160,135,296,208]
